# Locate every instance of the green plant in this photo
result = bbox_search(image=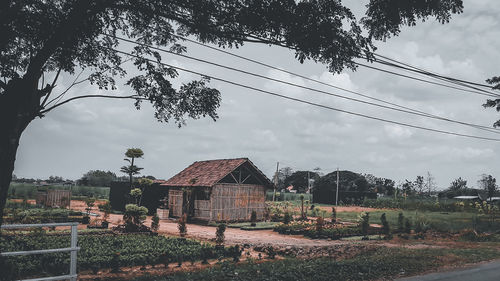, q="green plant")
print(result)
[380,213,391,239]
[178,214,187,237]
[227,245,242,262]
[398,212,405,232]
[215,223,226,246]
[359,212,370,237]
[151,213,160,232]
[415,217,430,234]
[316,216,325,233]
[283,211,292,225]
[123,204,148,232]
[331,207,337,224]
[404,218,412,234]
[265,246,276,259]
[98,201,112,222]
[250,210,257,227]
